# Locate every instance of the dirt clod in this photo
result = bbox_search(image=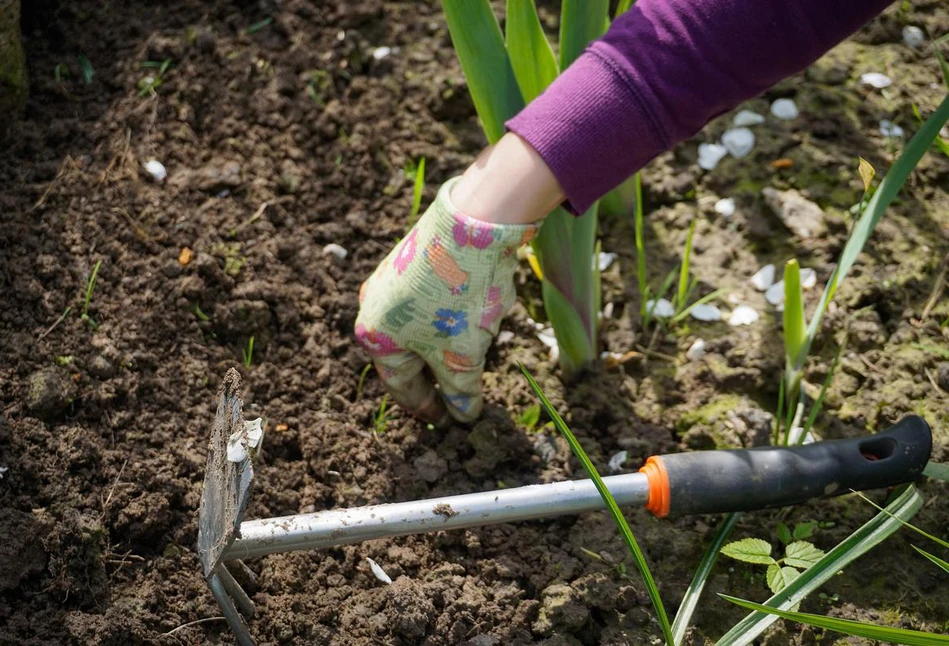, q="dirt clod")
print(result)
[25,366,77,421]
